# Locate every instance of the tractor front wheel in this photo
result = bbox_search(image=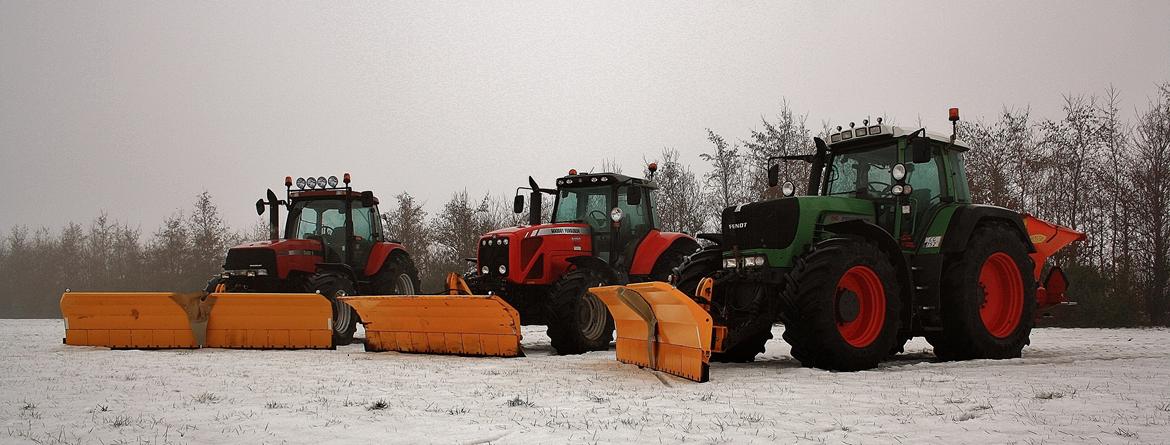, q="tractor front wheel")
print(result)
[927,224,1036,361]
[305,271,359,345]
[781,238,901,371]
[545,269,614,355]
